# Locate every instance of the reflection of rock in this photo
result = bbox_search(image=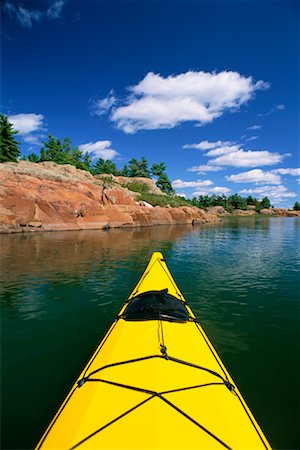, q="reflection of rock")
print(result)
[0,162,218,233]
[0,225,210,281]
